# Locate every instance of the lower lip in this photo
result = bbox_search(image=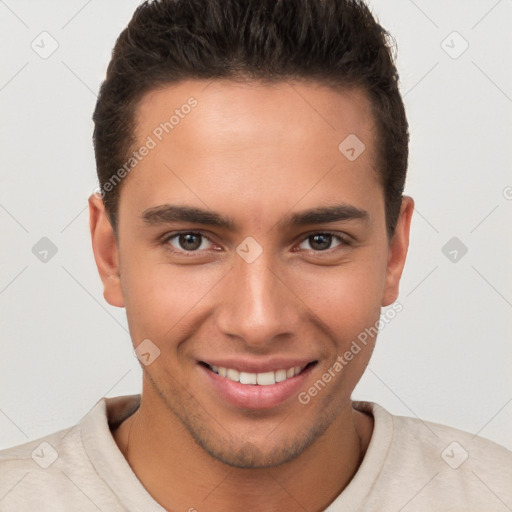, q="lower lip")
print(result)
[200,364,315,410]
